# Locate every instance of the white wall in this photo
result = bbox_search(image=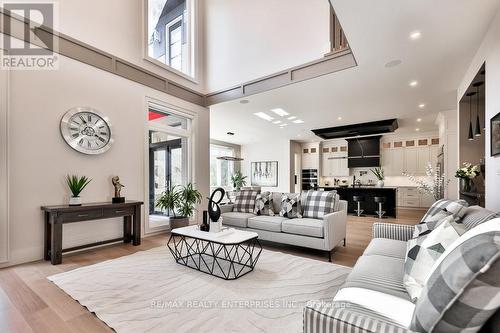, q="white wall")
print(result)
[58,0,204,91]
[437,110,459,199]
[202,0,330,92]
[458,8,500,212]
[0,52,209,268]
[240,139,291,193]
